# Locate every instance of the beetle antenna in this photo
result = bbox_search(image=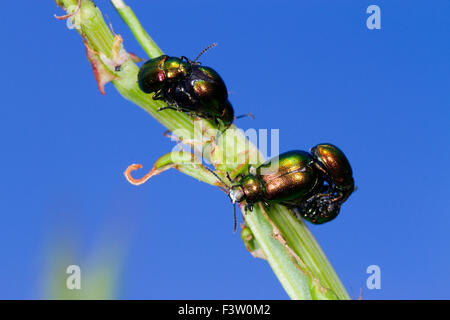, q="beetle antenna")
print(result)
[194,42,218,63]
[203,165,230,191]
[233,203,237,233]
[204,165,239,233]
